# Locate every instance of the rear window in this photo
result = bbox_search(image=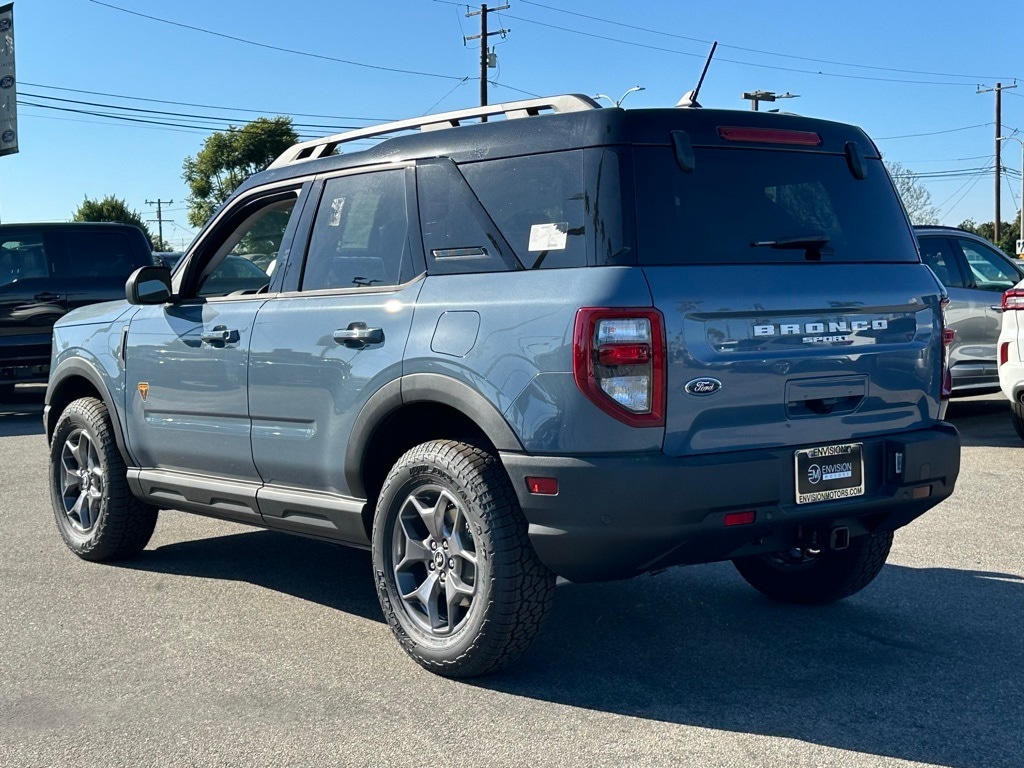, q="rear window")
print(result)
[634,147,917,264]
[64,231,142,278]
